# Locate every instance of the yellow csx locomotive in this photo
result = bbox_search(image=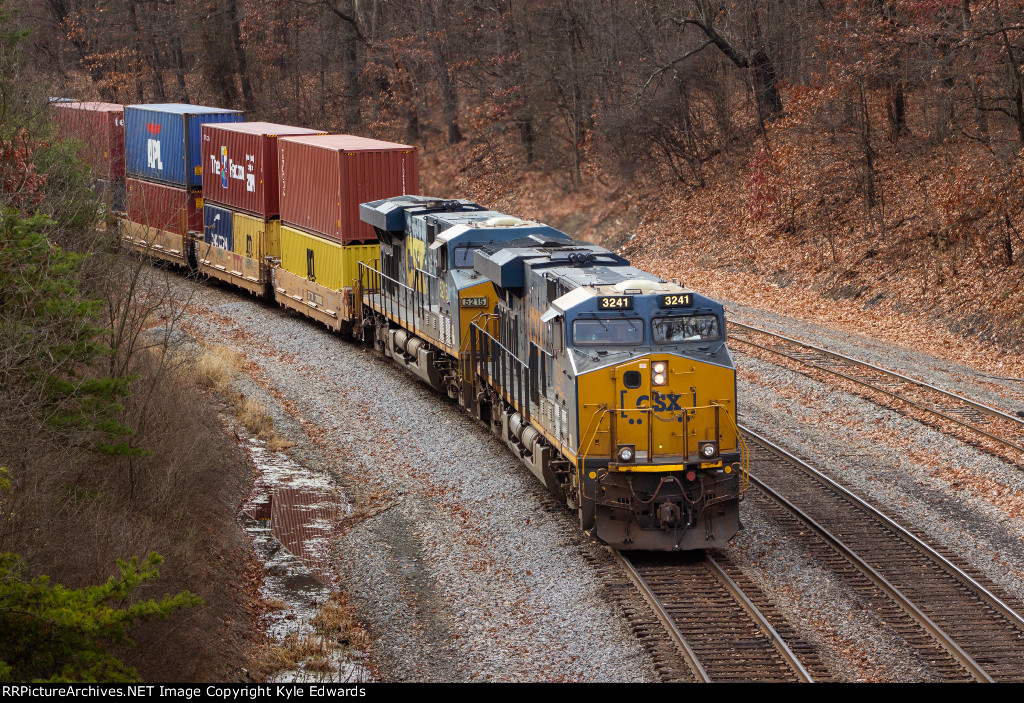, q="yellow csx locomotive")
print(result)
[359,196,747,551]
